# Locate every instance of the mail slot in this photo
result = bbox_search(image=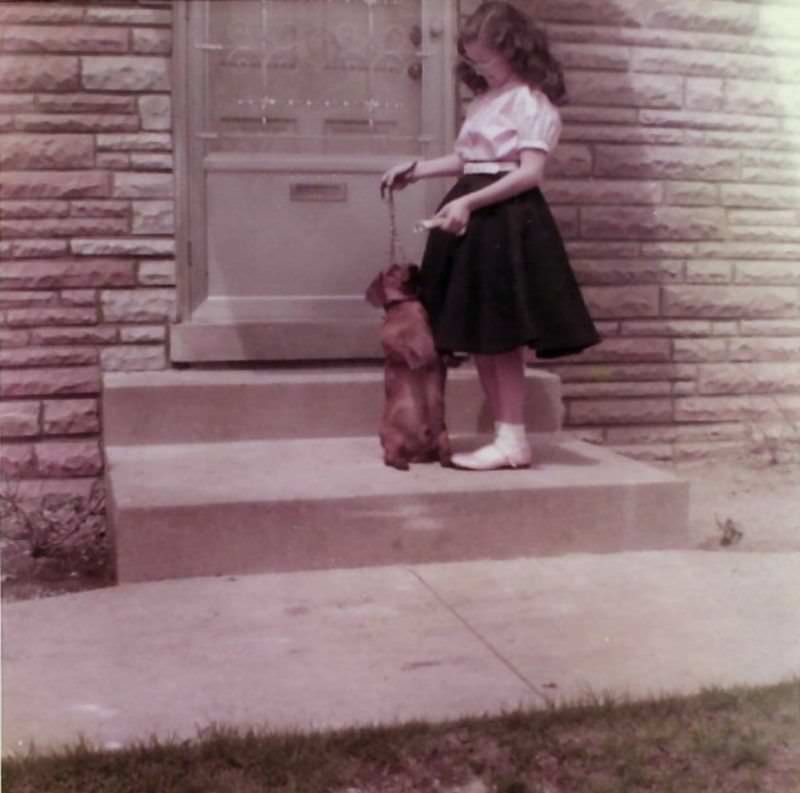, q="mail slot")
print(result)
[290,182,348,202]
